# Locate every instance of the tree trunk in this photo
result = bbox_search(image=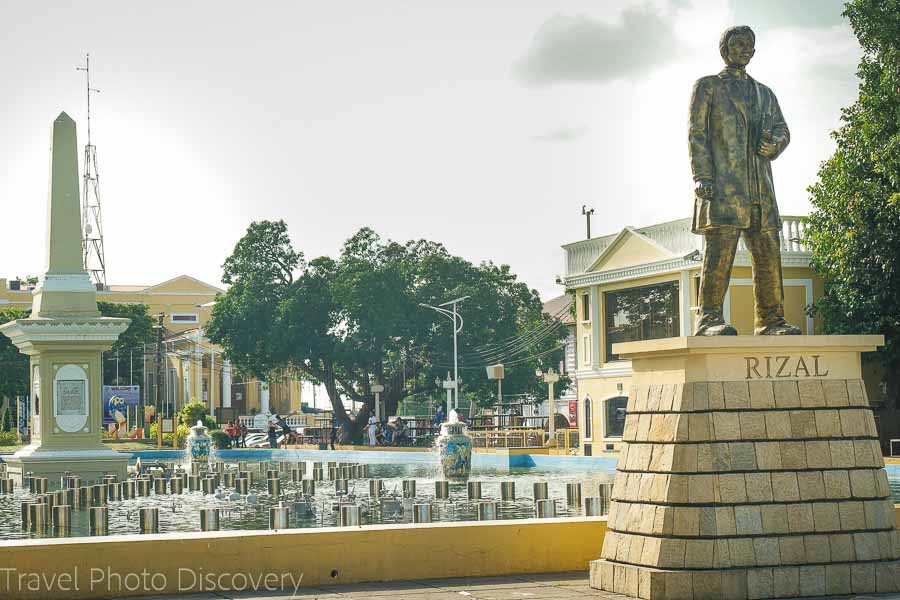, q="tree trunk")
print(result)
[319,359,369,444]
